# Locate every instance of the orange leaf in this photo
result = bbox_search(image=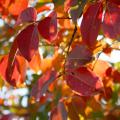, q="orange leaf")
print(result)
[0,55,26,86]
[65,95,86,119]
[93,60,110,78]
[29,51,41,72]
[37,5,51,13]
[9,0,28,16]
